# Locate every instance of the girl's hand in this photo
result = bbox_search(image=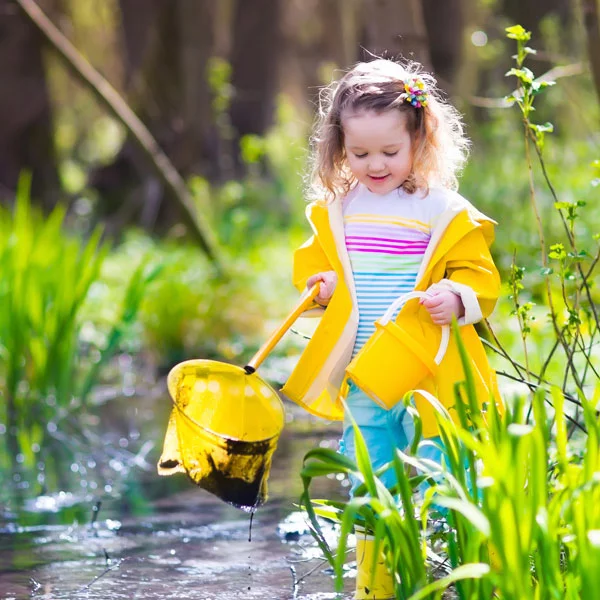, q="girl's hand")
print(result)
[420,290,464,325]
[307,271,338,306]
